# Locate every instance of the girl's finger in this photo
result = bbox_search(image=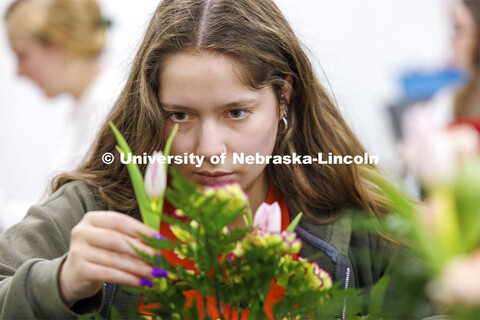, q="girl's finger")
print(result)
[82,247,154,279]
[79,260,150,288]
[80,225,157,257]
[84,211,158,238]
